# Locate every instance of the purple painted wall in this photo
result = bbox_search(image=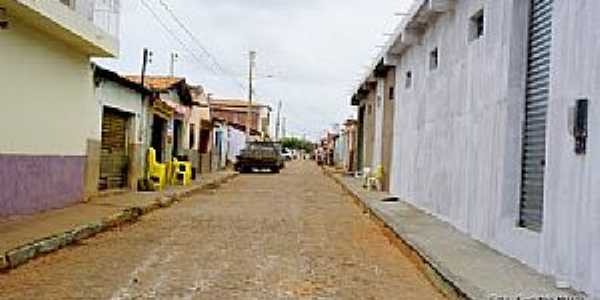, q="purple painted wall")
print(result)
[0,155,85,217]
